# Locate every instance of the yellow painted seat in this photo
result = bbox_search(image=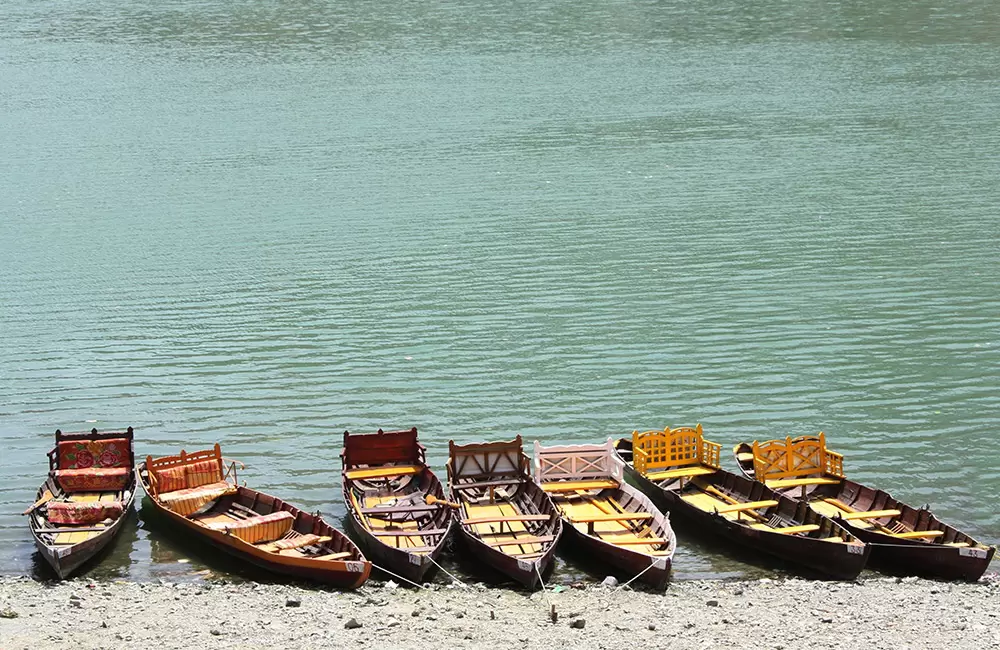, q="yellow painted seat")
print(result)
[645,466,717,481]
[541,479,618,493]
[344,465,421,481]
